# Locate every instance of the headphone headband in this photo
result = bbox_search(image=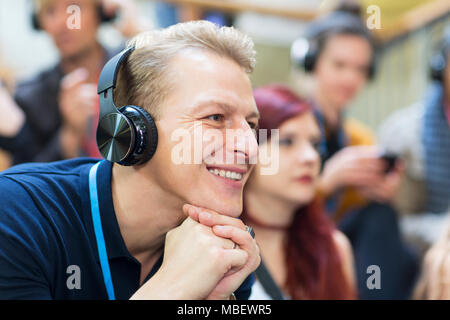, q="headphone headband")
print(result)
[97,47,135,94]
[98,47,134,120]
